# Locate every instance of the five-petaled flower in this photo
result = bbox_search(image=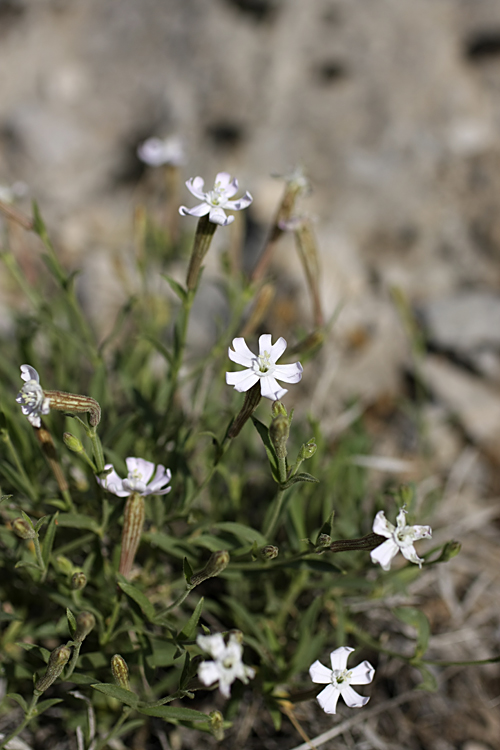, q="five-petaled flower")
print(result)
[96,457,172,497]
[137,135,186,168]
[309,647,375,715]
[179,172,252,226]
[370,508,432,571]
[16,365,50,428]
[226,334,303,401]
[197,632,255,698]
